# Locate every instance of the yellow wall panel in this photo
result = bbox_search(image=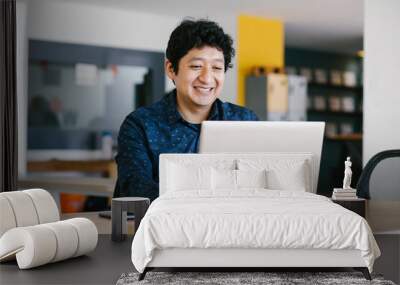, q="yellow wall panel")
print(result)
[237,15,284,106]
